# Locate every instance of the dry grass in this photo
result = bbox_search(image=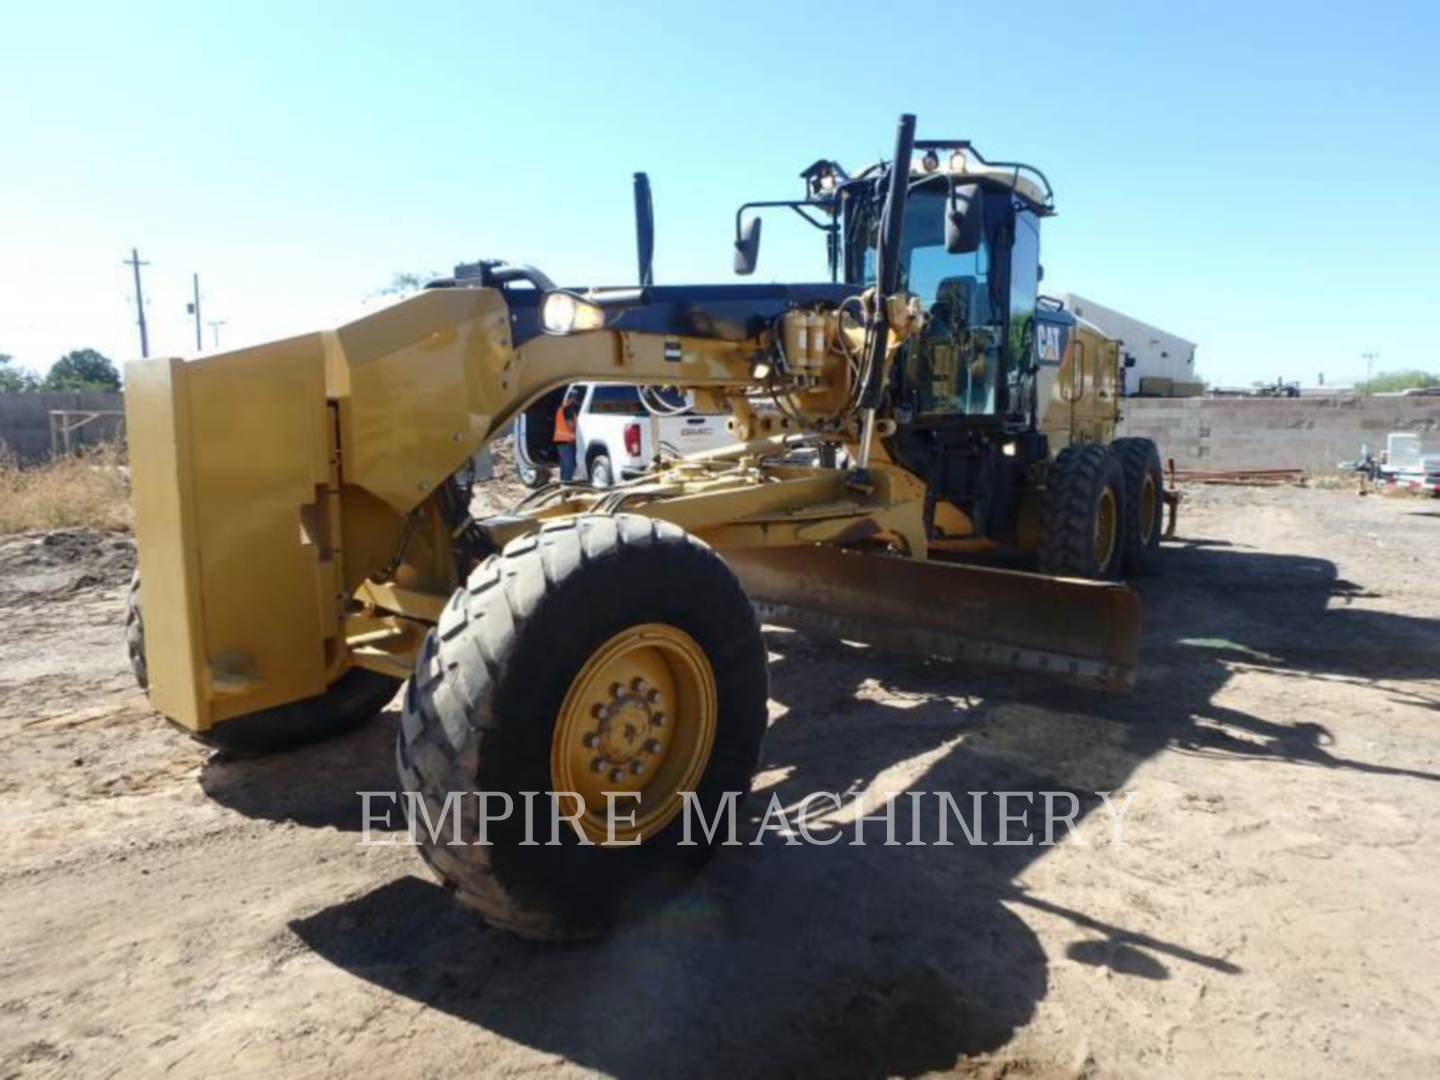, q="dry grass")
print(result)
[1307,472,1356,490]
[0,444,131,534]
